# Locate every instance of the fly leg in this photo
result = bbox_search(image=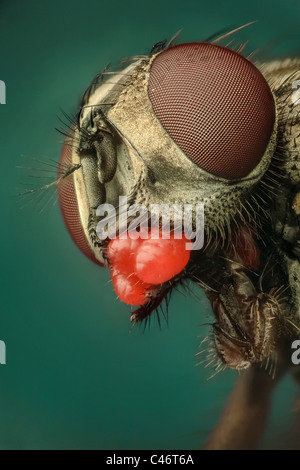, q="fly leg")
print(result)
[205,262,285,371]
[200,255,295,449]
[203,351,290,450]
